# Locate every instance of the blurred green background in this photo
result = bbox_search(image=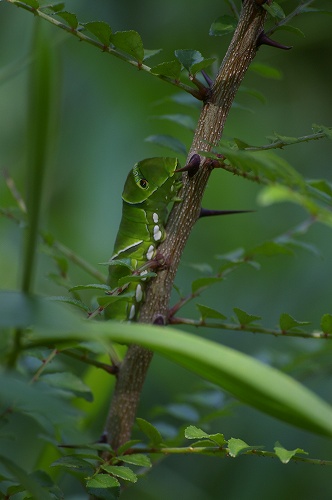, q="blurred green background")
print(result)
[0,1,332,499]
